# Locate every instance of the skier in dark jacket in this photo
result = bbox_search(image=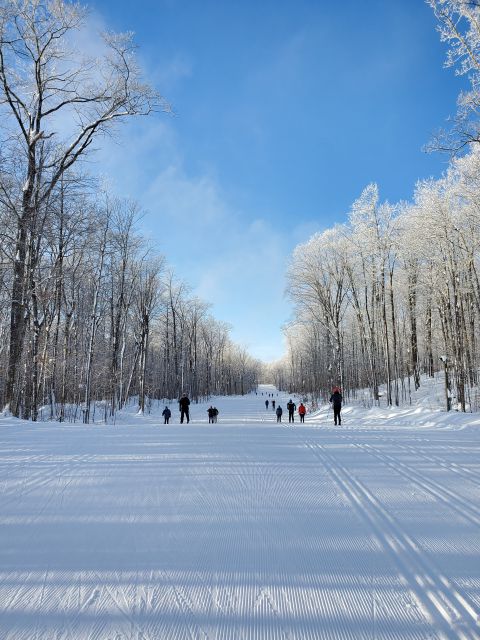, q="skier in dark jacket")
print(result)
[207,406,215,423]
[162,406,171,424]
[276,406,283,423]
[329,387,342,425]
[286,399,296,423]
[179,394,190,423]
[265,399,269,410]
